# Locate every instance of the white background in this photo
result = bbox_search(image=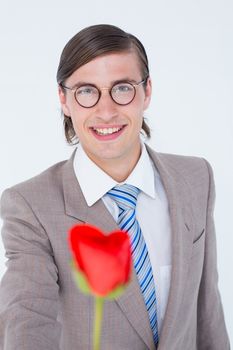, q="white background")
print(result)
[0,0,232,343]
